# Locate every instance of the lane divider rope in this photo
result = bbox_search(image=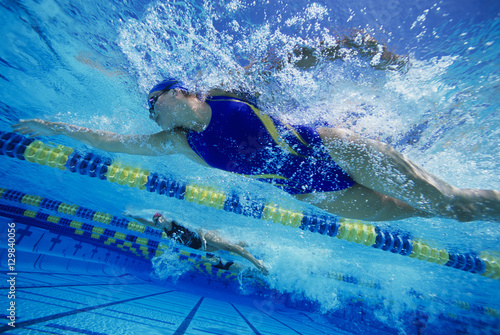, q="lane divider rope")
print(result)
[1,131,498,280]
